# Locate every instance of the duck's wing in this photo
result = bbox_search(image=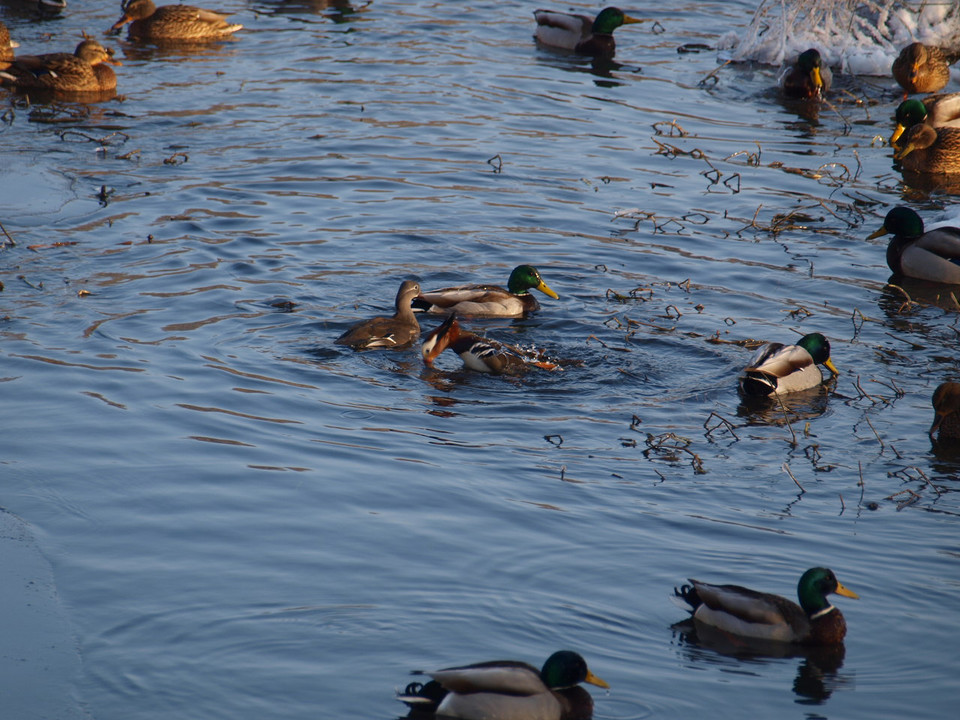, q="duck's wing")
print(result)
[915,226,960,260]
[924,92,960,126]
[534,10,592,50]
[430,660,546,695]
[743,342,812,377]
